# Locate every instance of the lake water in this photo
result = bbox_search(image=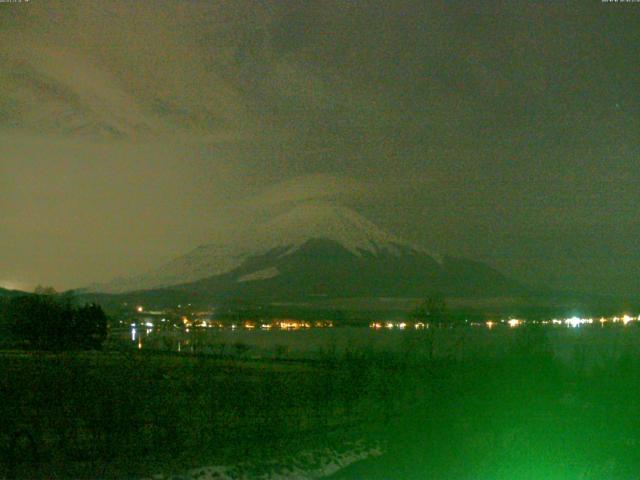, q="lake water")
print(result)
[113,323,640,369]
